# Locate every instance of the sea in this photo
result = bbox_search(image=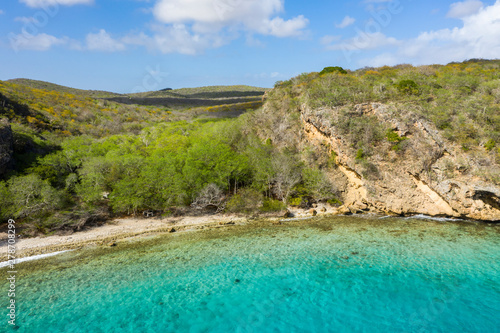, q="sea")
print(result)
[1,215,499,333]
